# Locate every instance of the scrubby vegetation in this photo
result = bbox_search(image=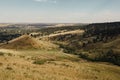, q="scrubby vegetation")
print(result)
[33,59,48,65]
[0,22,120,80]
[0,49,120,80]
[38,25,85,35]
[42,22,120,66]
[0,52,4,56]
[78,49,120,65]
